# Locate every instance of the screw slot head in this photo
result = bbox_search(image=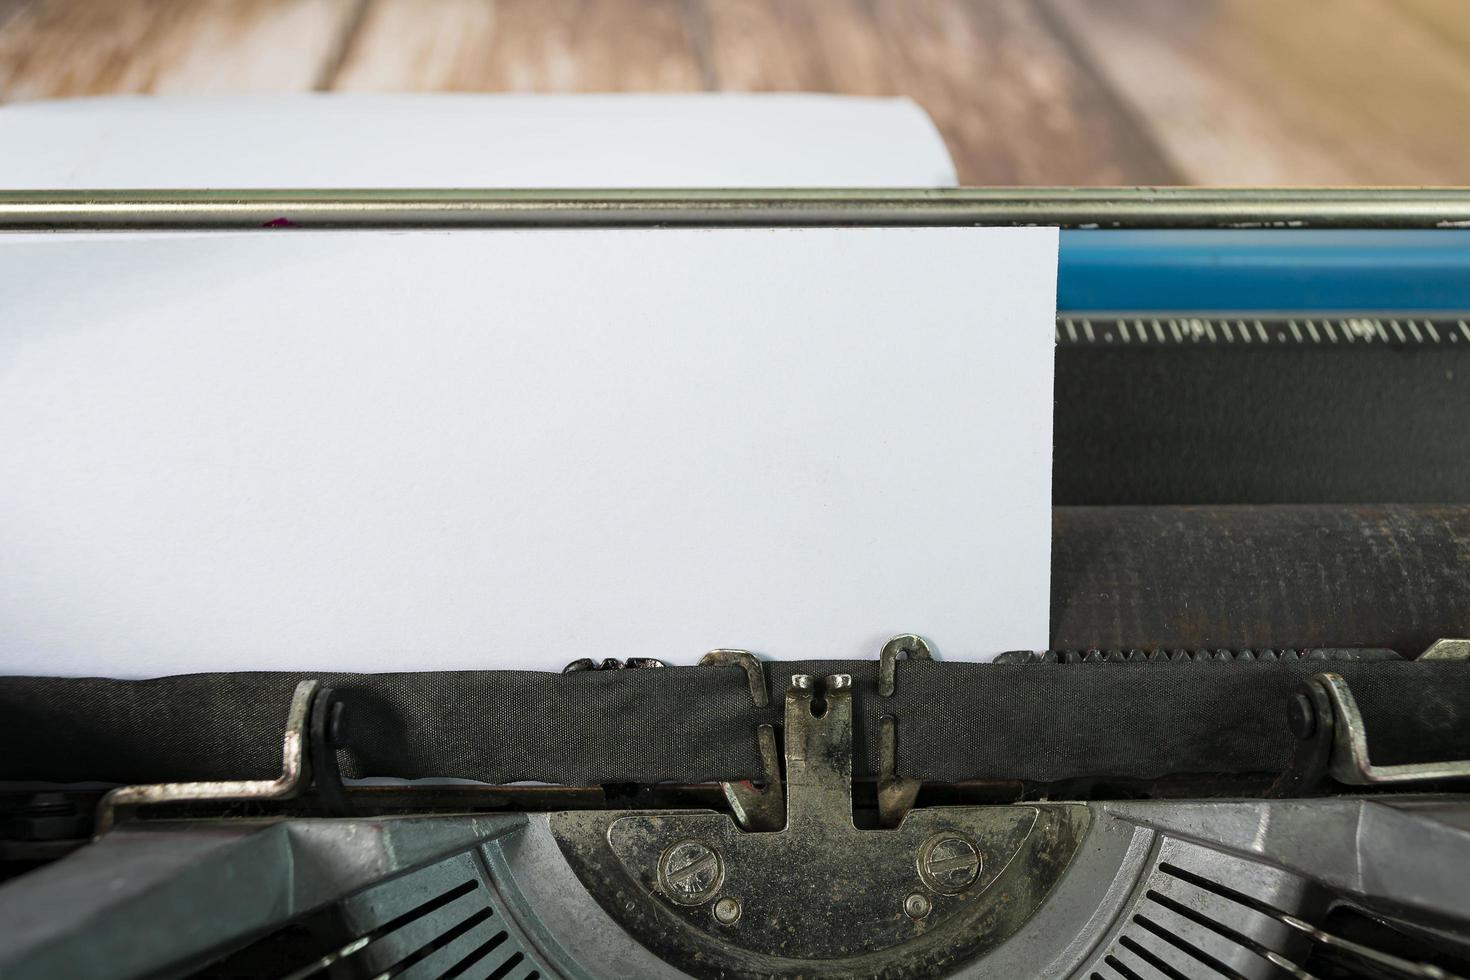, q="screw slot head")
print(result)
[904,893,932,919]
[713,897,742,925]
[917,833,982,894]
[658,839,724,906]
